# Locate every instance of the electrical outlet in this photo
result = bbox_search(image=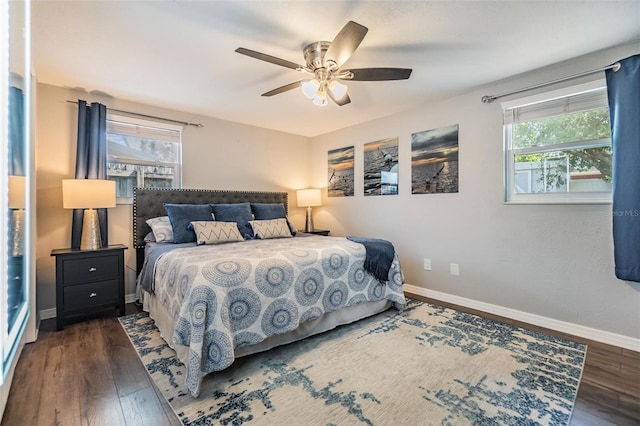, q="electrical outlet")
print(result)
[450,263,460,276]
[423,259,432,271]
